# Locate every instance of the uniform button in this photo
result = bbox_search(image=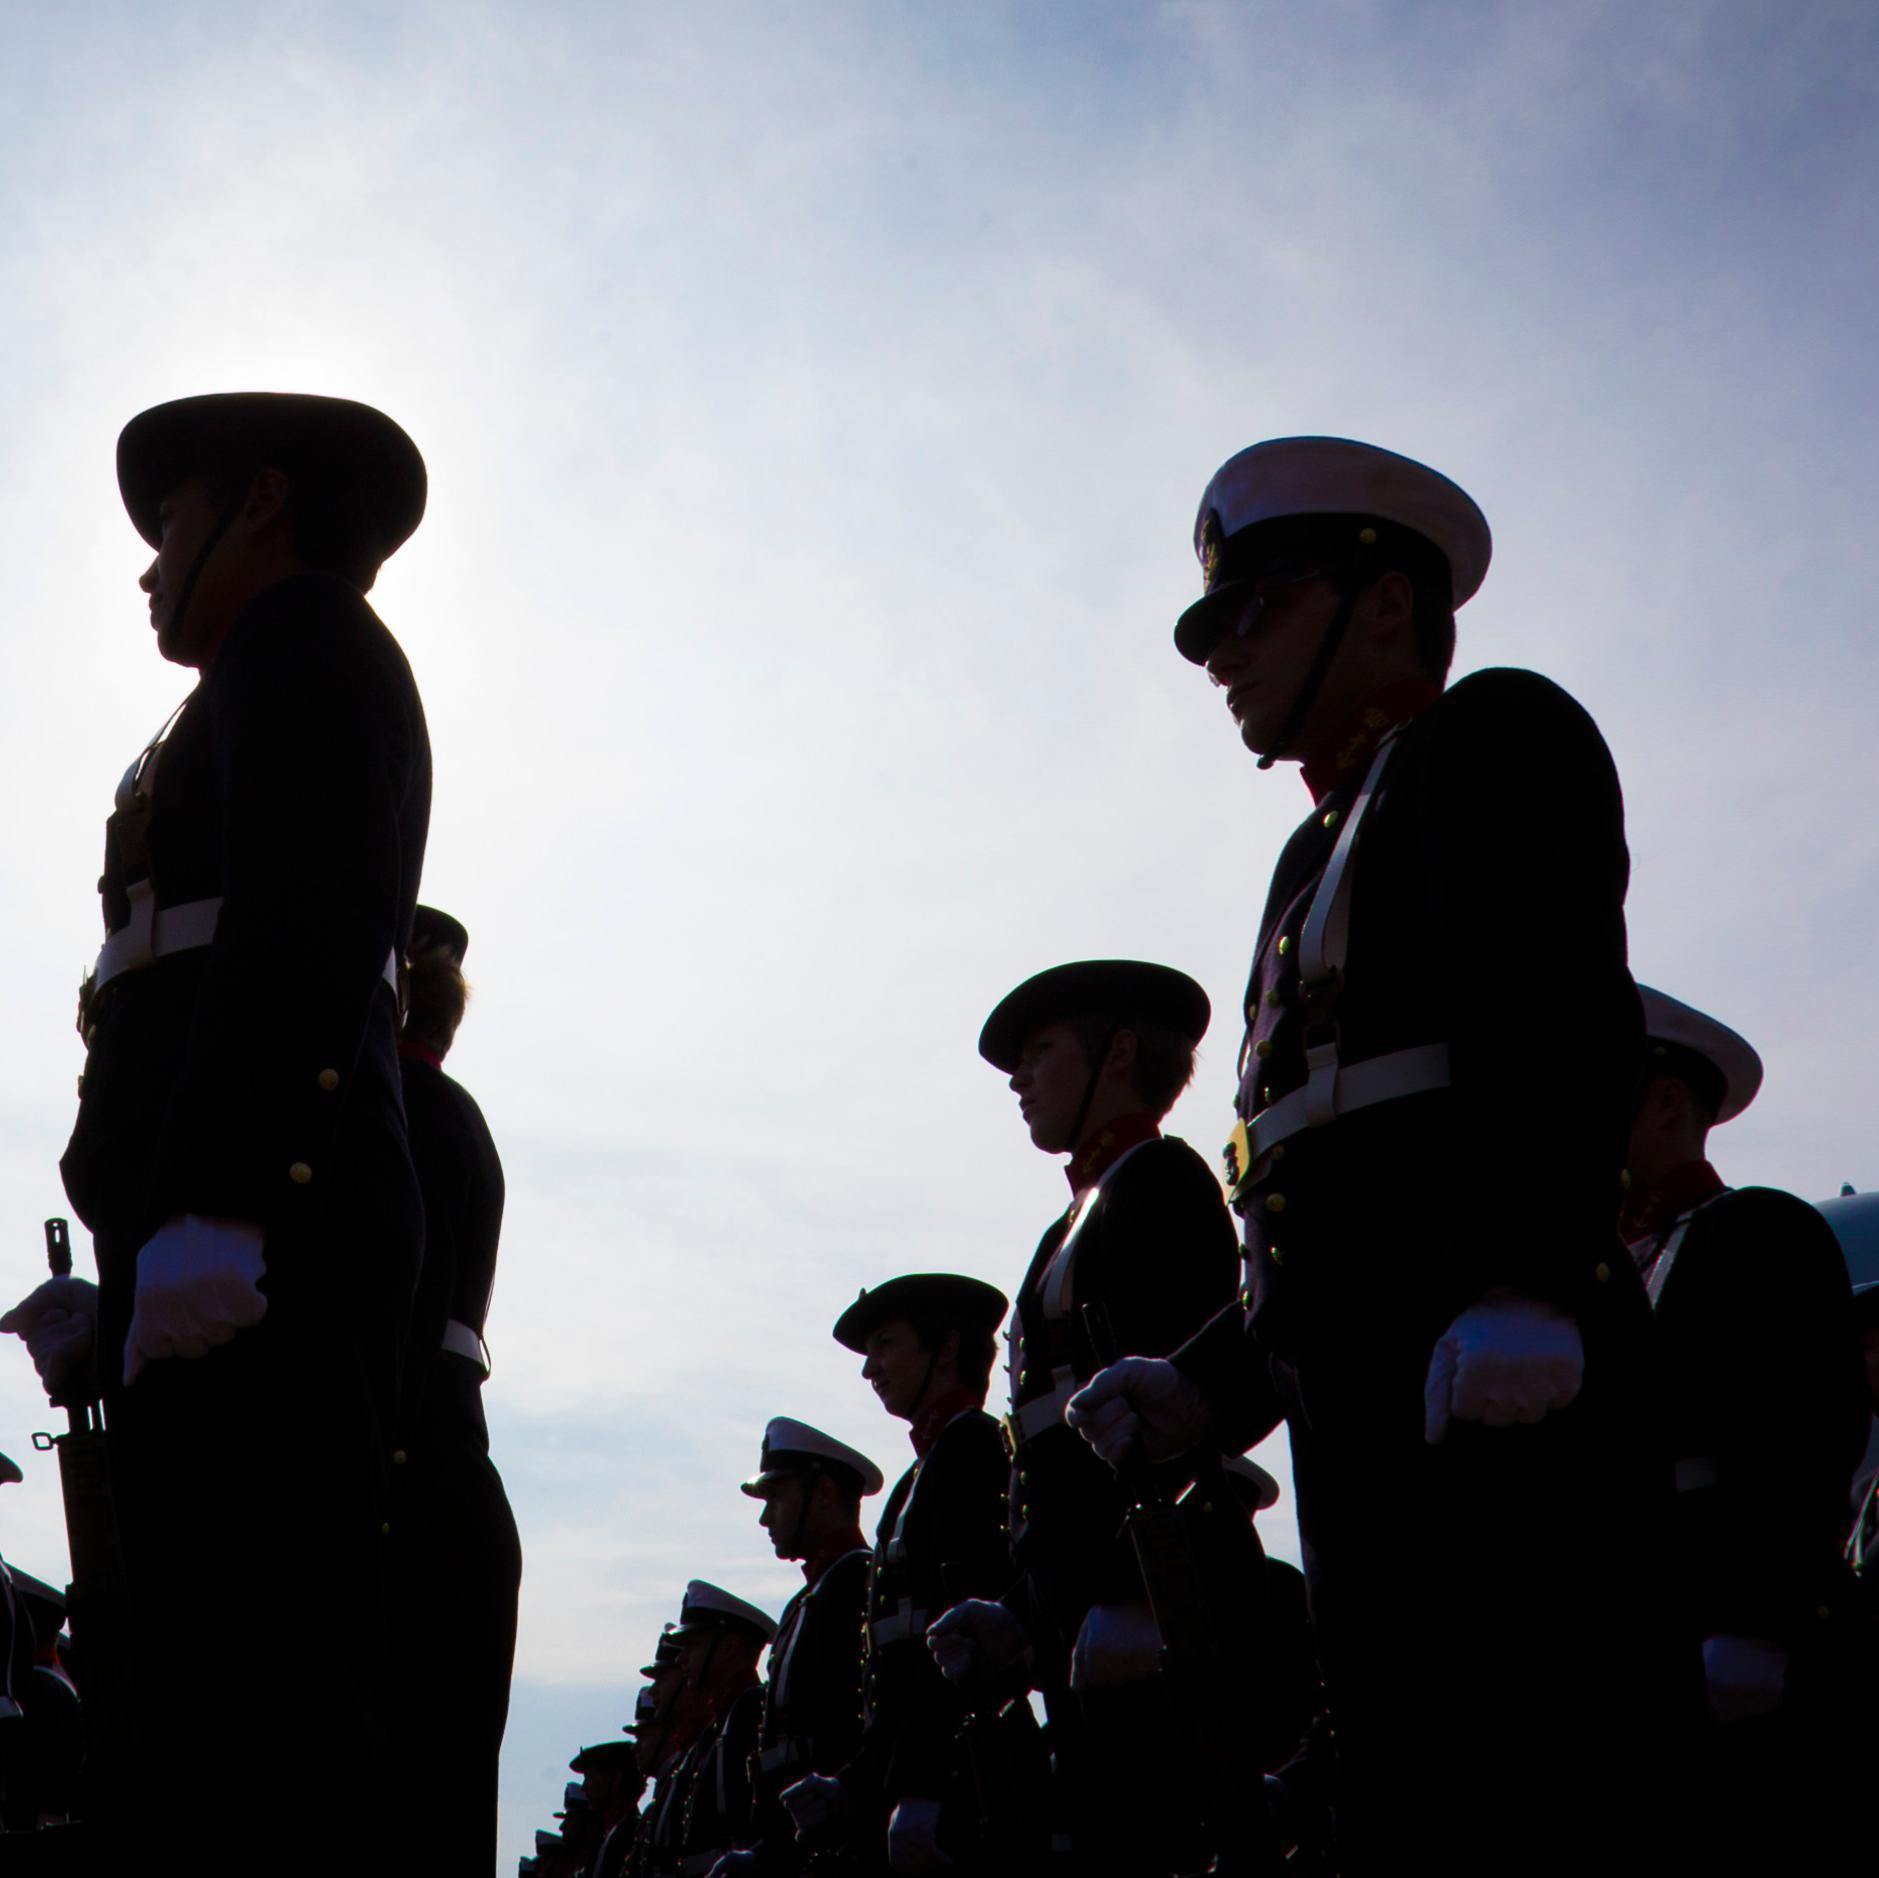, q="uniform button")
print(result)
[1594,1262,1611,1283]
[318,1068,340,1092]
[1261,1086,1273,1105]
[1254,1039,1274,1060]
[1264,988,1283,1008]
[380,1522,391,1538]
[1817,1604,1833,1621]
[1018,1369,1028,1387]
[1018,1471,1028,1486]
[1270,1244,1286,1265]
[1265,1193,1287,1214]
[1239,1288,1253,1310]
[1270,1144,1286,1164]
[289,1161,313,1185]
[1619,1168,1632,1191]
[391,1449,408,1466]
[1322,809,1341,830]
[75,1074,85,1097]
[1277,936,1290,957]
[85,1025,97,1048]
